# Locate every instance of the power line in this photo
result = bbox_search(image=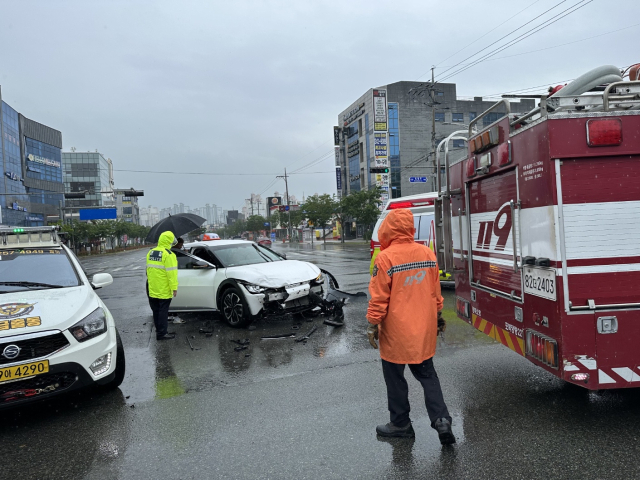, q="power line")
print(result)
[430,0,543,72]
[113,169,331,176]
[434,0,570,81]
[458,22,640,68]
[438,0,594,83]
